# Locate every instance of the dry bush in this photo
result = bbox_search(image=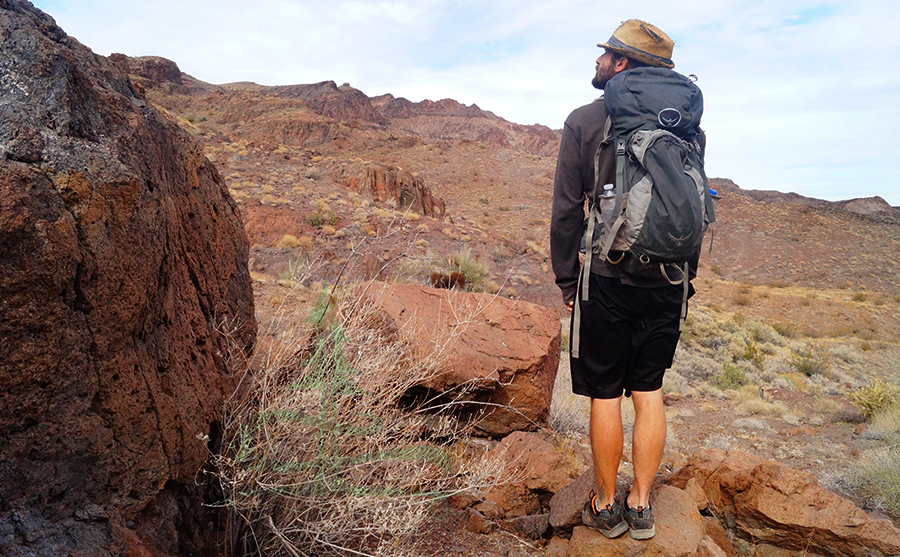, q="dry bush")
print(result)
[869,403,900,441]
[550,357,589,436]
[736,398,788,418]
[850,447,900,515]
[215,282,506,556]
[830,344,863,364]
